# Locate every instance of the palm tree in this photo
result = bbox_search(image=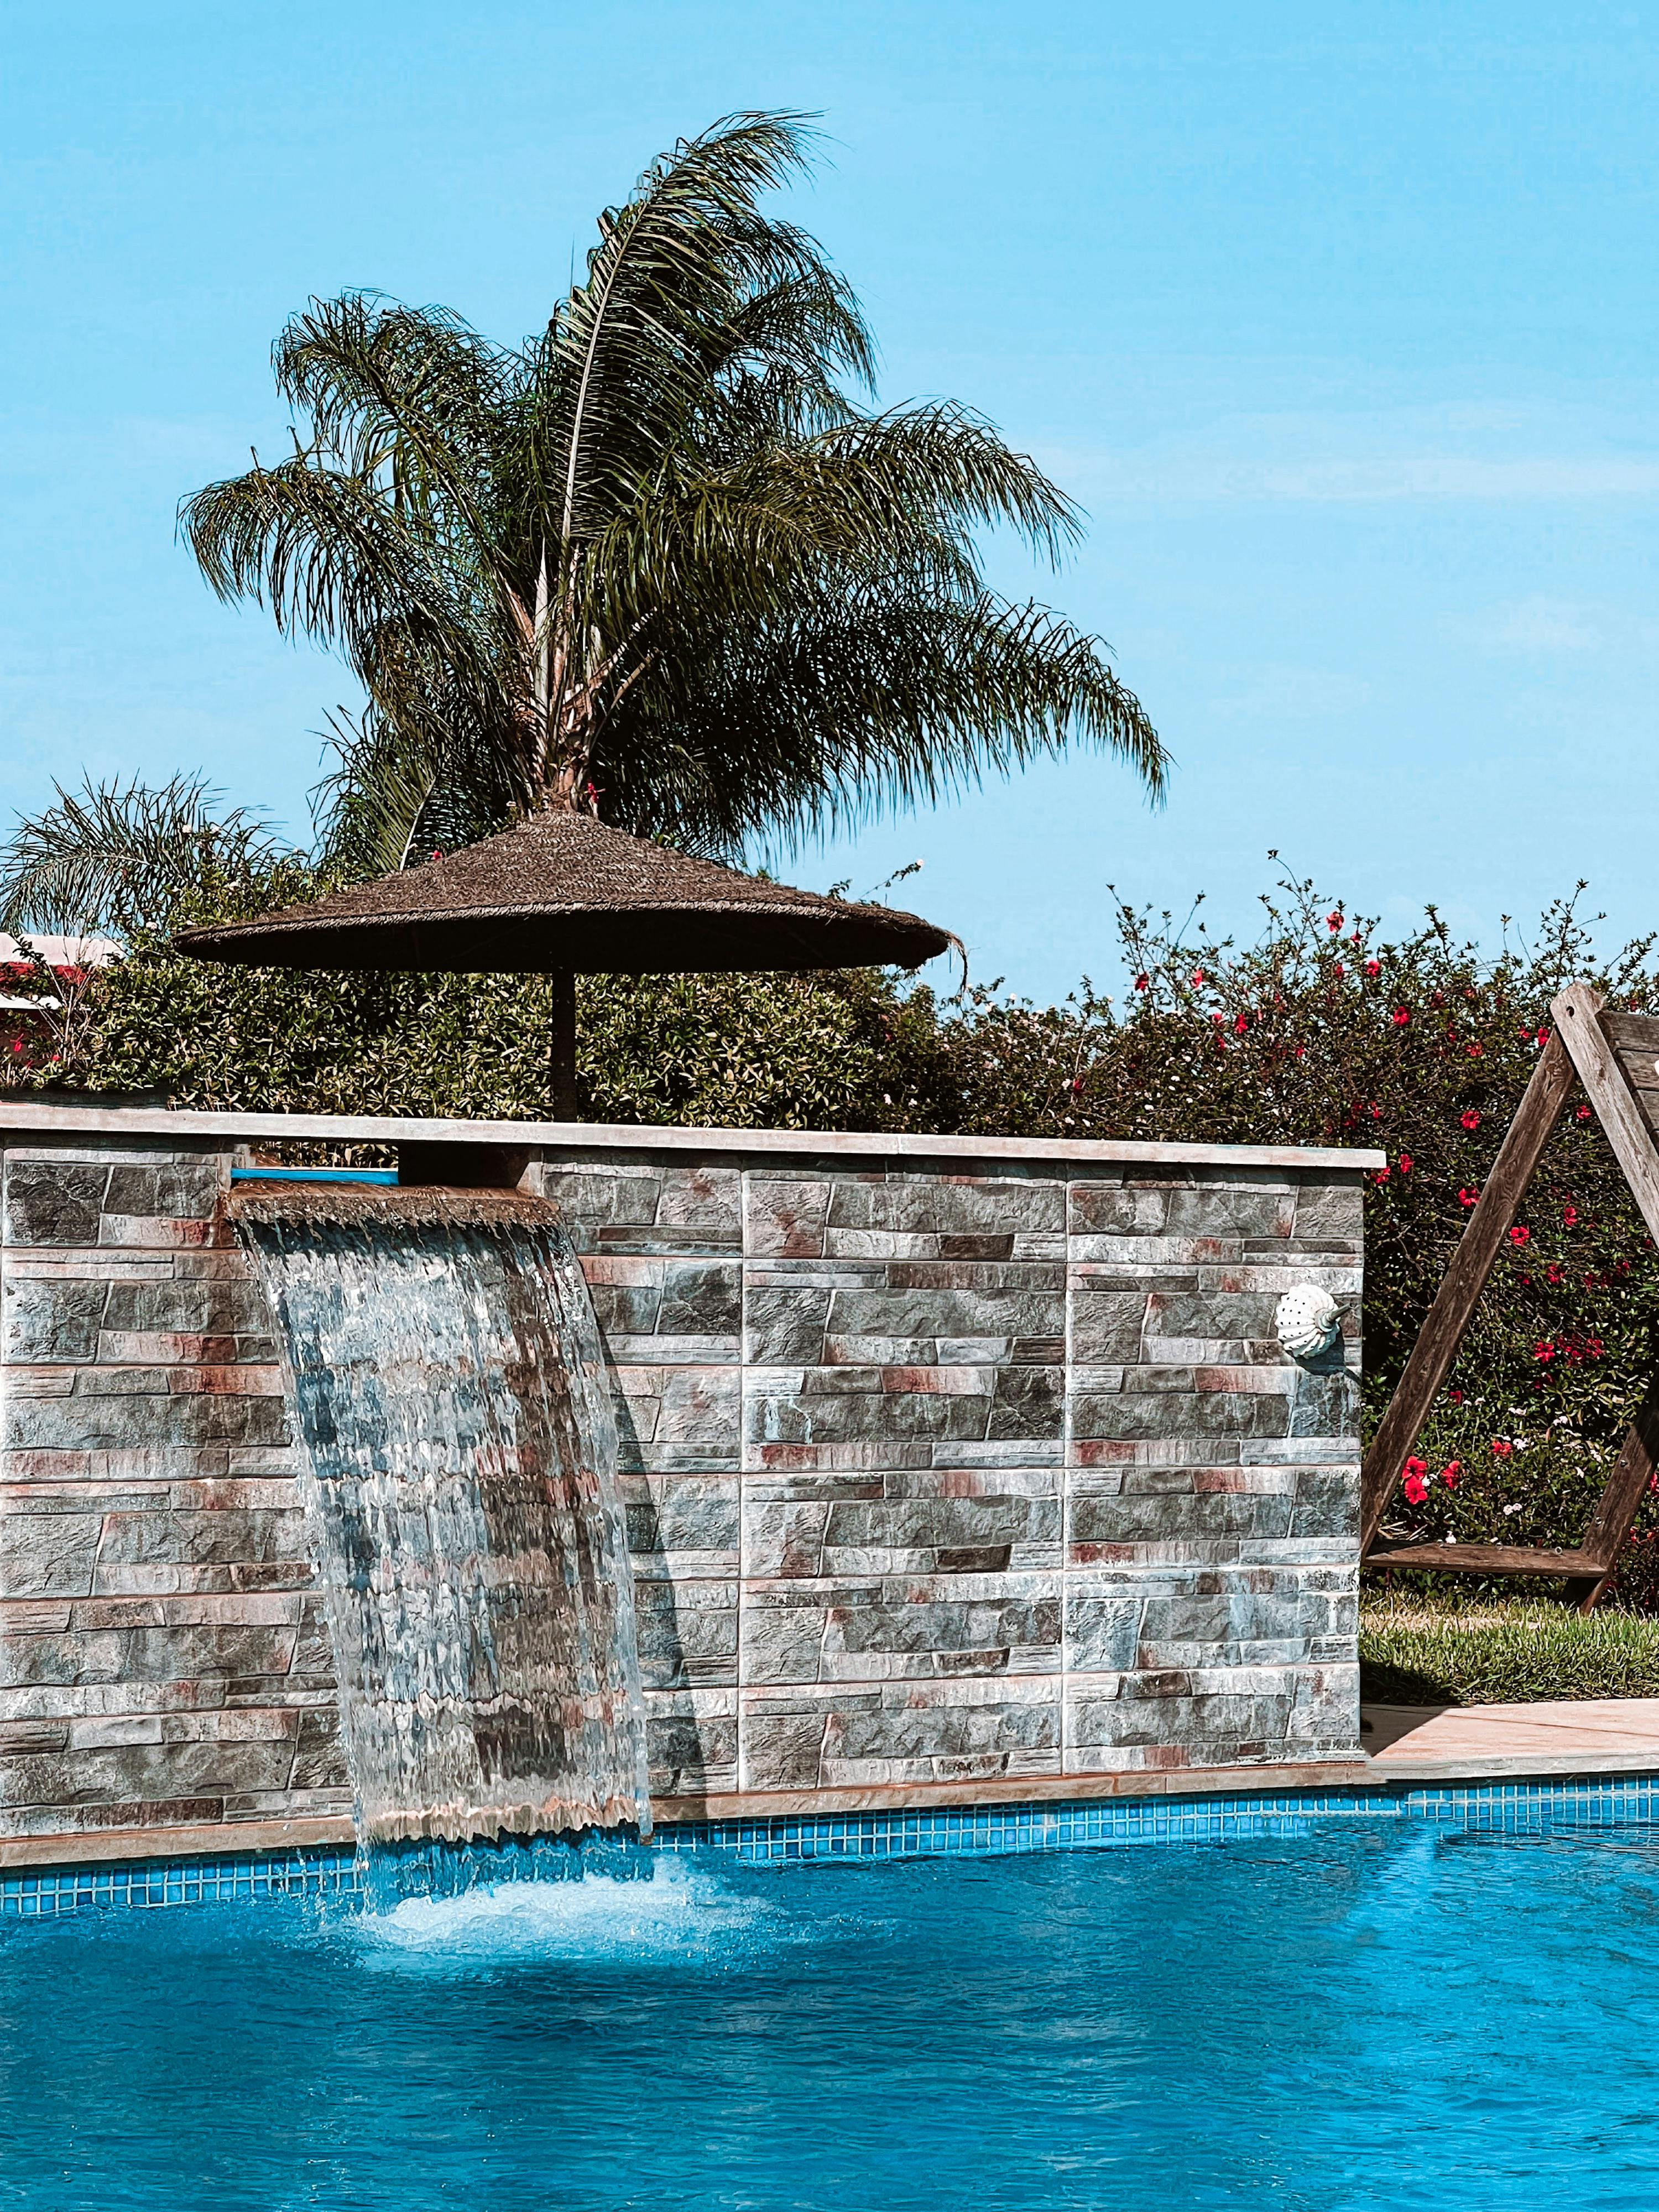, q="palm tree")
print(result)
[181,110,1164,875]
[0,774,285,938]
